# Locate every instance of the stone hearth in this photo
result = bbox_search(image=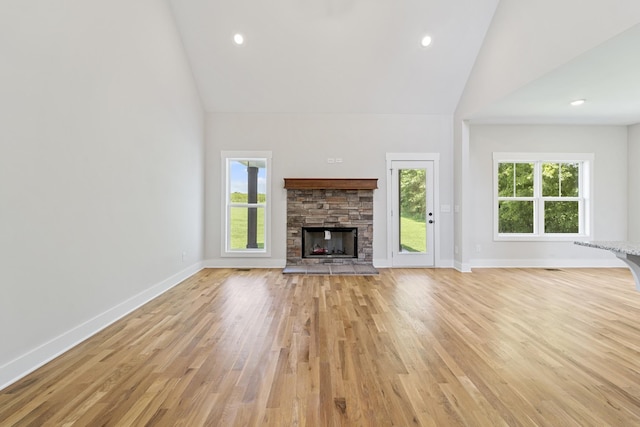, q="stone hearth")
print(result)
[284,179,377,272]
